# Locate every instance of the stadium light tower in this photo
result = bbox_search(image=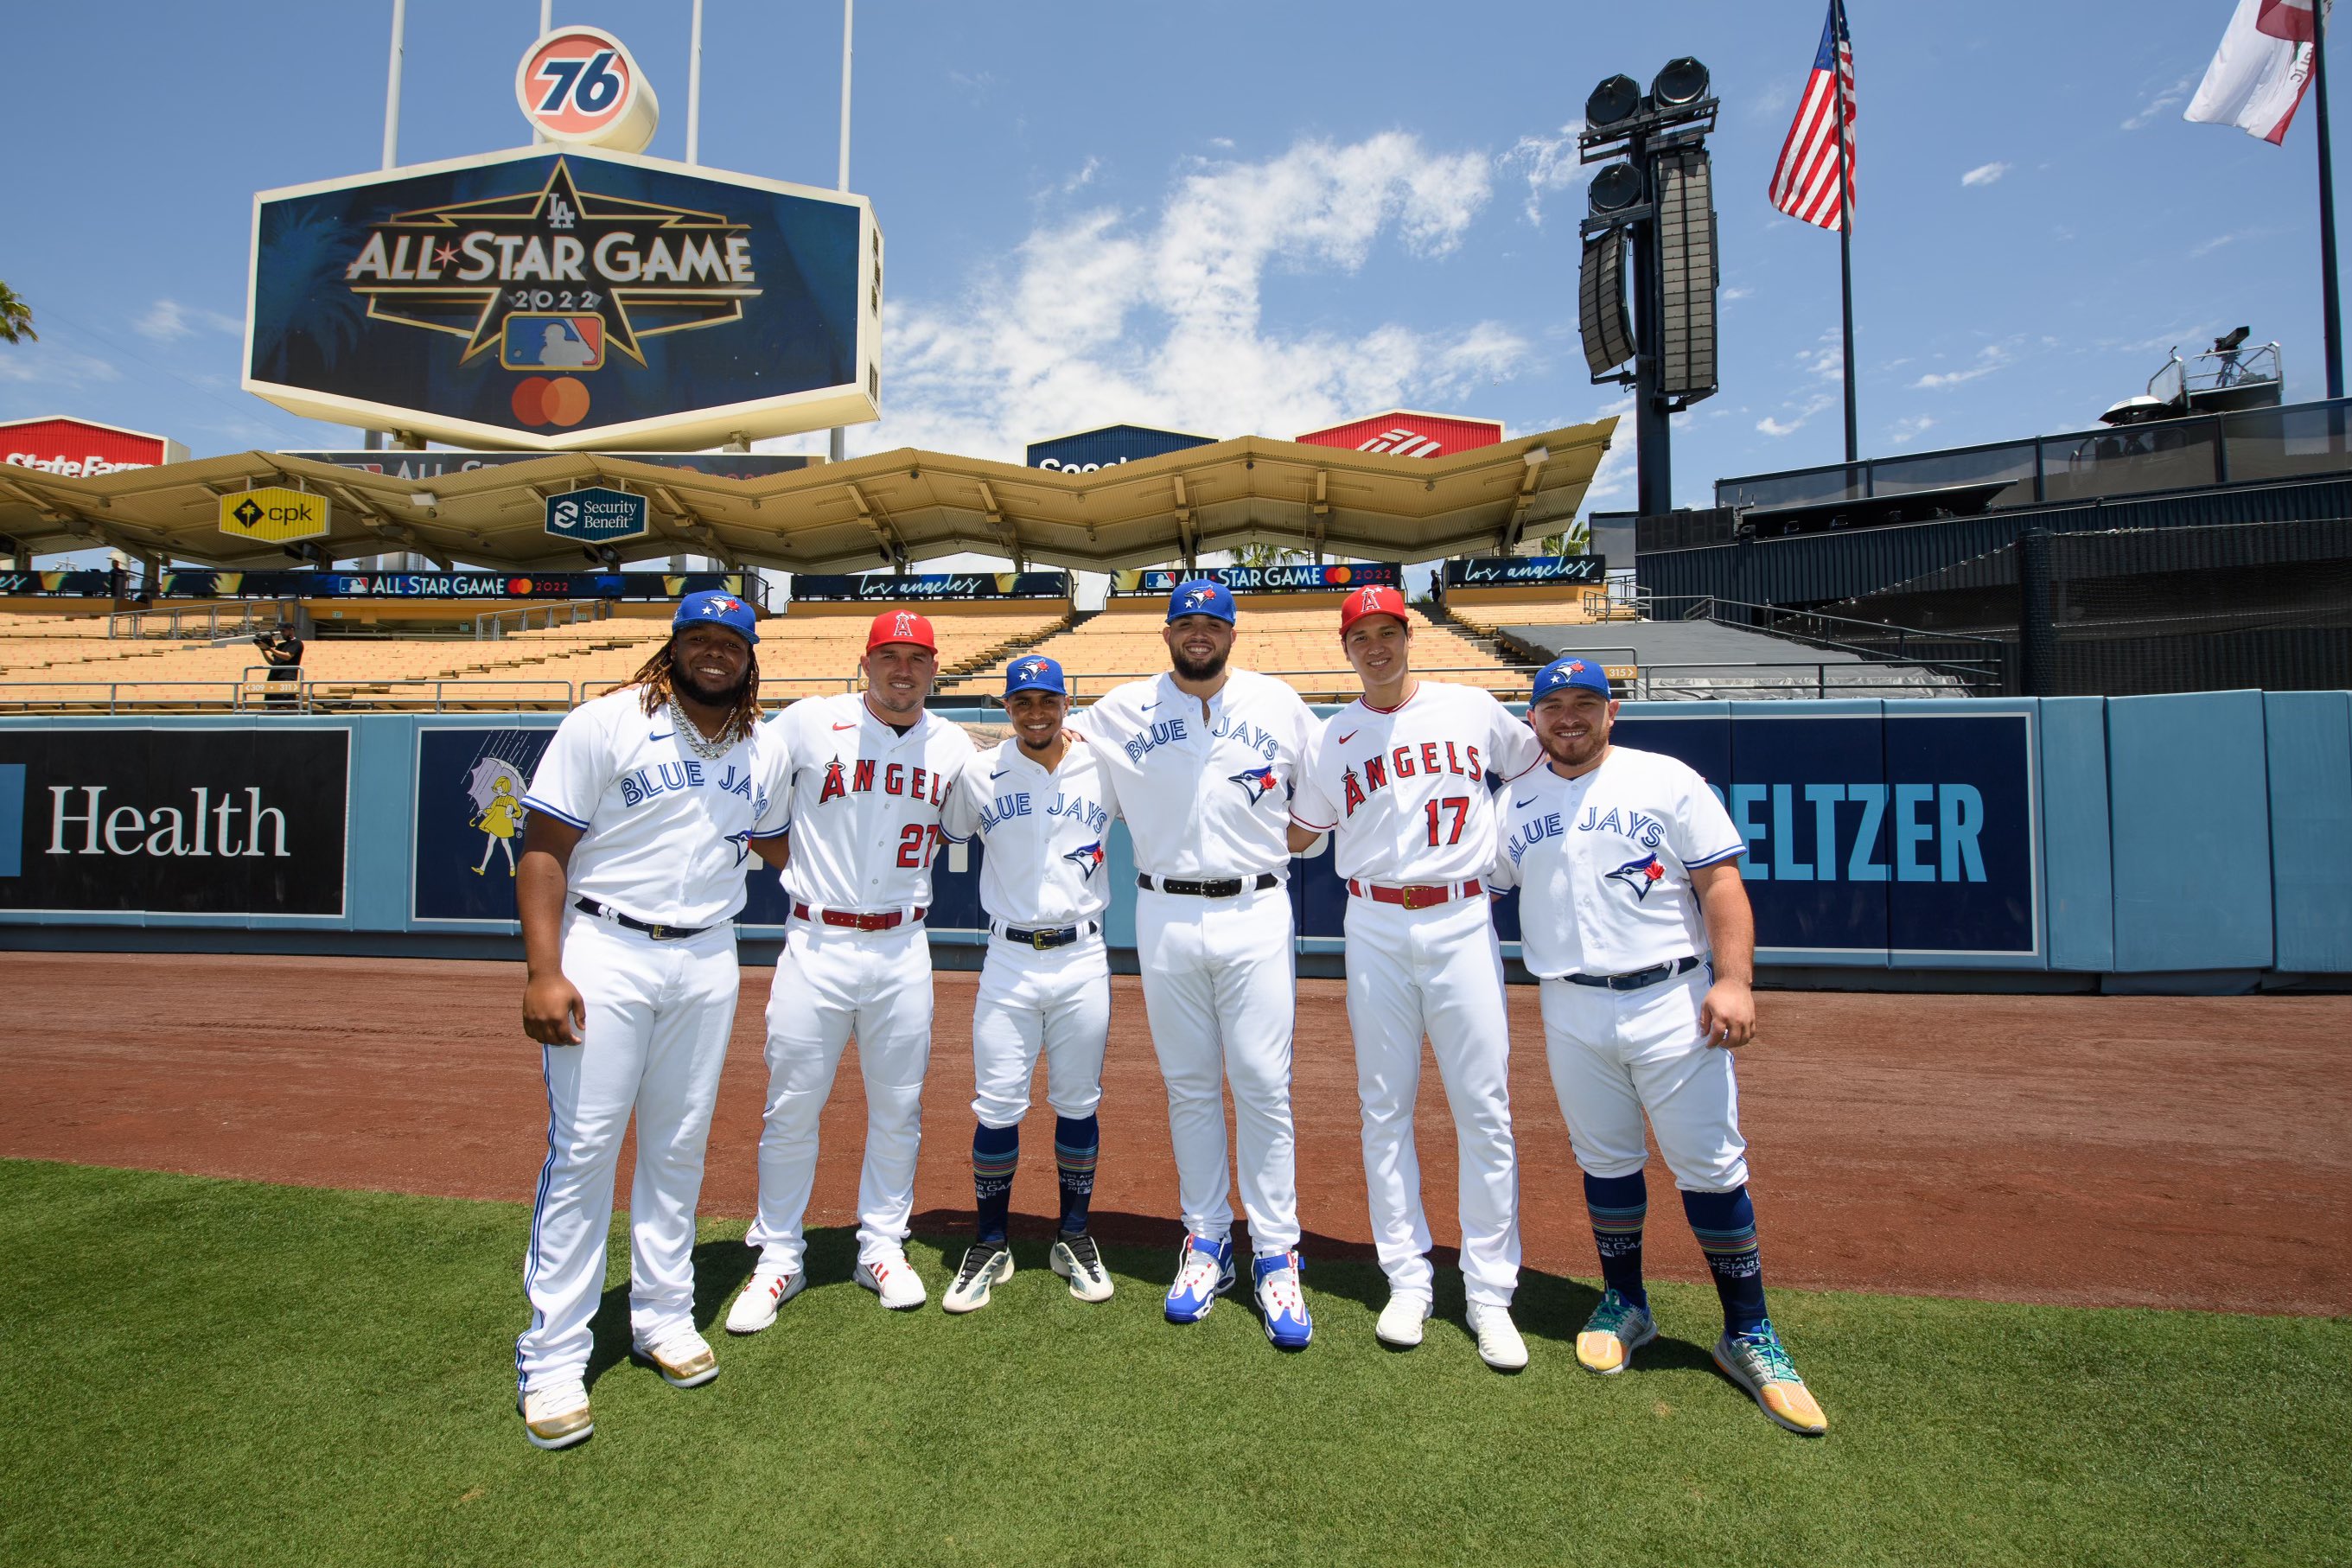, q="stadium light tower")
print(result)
[1578,58,1721,519]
